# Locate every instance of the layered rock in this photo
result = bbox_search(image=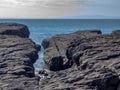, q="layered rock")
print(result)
[1,22,120,90]
[41,30,120,90]
[0,23,39,90]
[0,23,29,38]
[42,30,102,71]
